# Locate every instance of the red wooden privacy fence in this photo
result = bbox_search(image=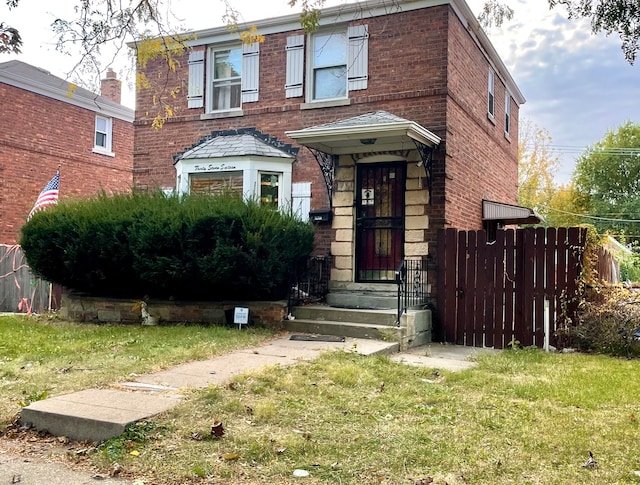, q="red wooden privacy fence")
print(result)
[436,227,587,349]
